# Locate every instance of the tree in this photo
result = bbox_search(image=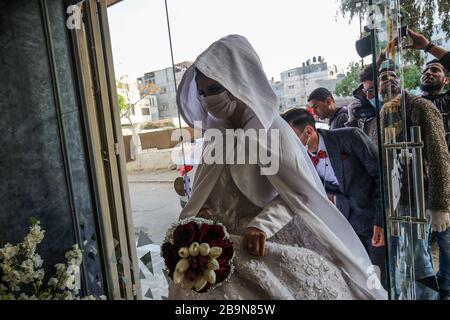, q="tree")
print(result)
[336,61,422,95]
[335,61,362,97]
[117,77,160,160]
[403,64,422,91]
[118,93,127,113]
[338,0,450,64]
